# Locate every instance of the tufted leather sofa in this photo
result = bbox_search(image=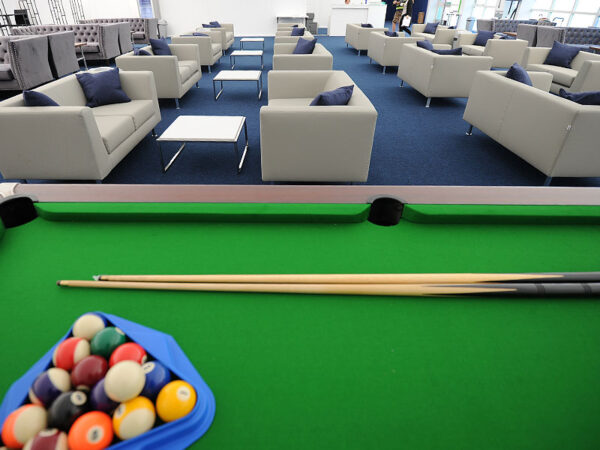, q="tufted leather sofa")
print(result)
[477,19,537,33]
[81,18,159,44]
[0,35,54,90]
[11,24,121,61]
[536,26,600,48]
